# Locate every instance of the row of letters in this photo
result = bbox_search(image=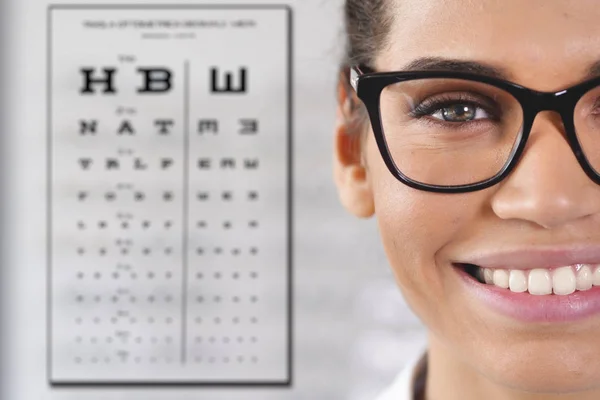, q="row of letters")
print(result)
[78,118,258,135]
[77,157,260,170]
[76,190,260,202]
[80,66,249,94]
